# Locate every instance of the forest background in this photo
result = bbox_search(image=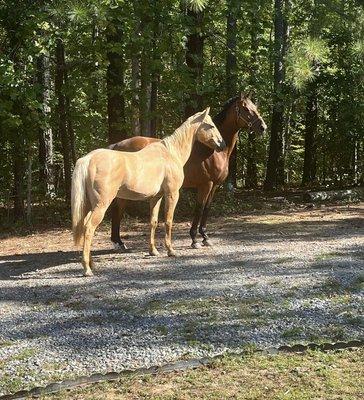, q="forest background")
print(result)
[0,0,362,224]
